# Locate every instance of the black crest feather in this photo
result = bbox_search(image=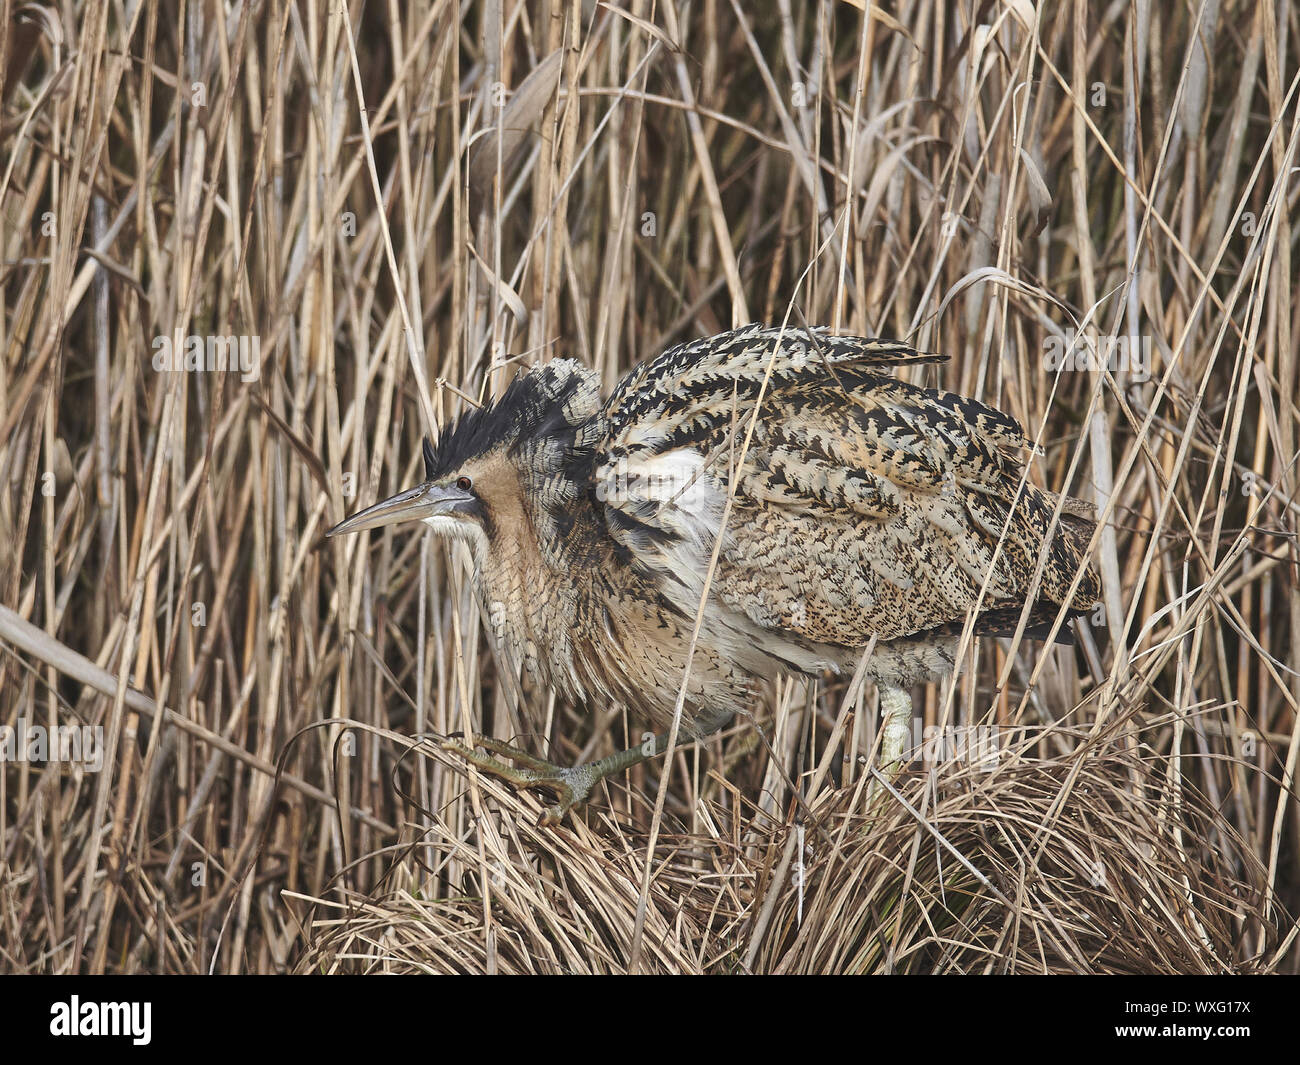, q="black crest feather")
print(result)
[421,361,601,482]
